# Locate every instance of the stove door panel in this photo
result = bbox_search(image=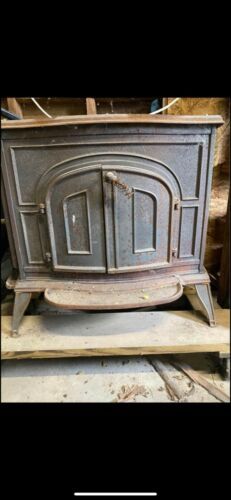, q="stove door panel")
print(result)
[46,166,106,272]
[103,168,174,273]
